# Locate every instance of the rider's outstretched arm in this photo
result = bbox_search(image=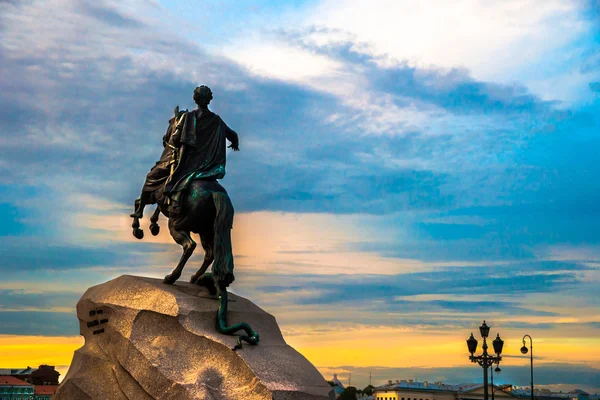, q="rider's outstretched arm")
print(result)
[225,123,239,151]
